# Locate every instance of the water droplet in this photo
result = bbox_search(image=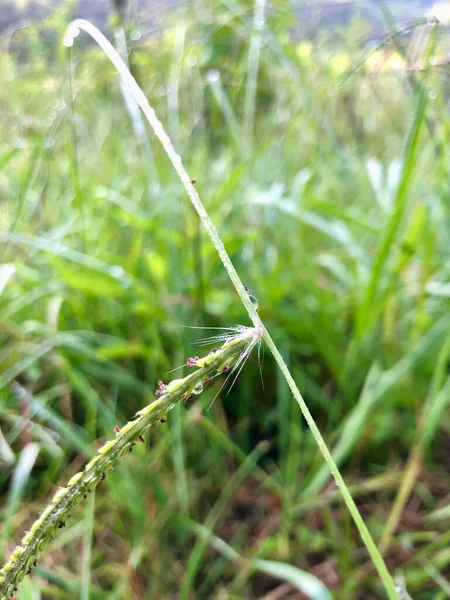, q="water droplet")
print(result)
[110,265,125,279]
[385,37,392,44]
[130,29,141,41]
[187,56,197,67]
[192,382,204,395]
[207,69,220,84]
[248,294,259,310]
[429,89,438,99]
[427,15,439,26]
[245,286,259,311]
